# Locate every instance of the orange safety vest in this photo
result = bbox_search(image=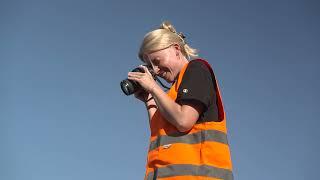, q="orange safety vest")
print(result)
[145,59,233,180]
